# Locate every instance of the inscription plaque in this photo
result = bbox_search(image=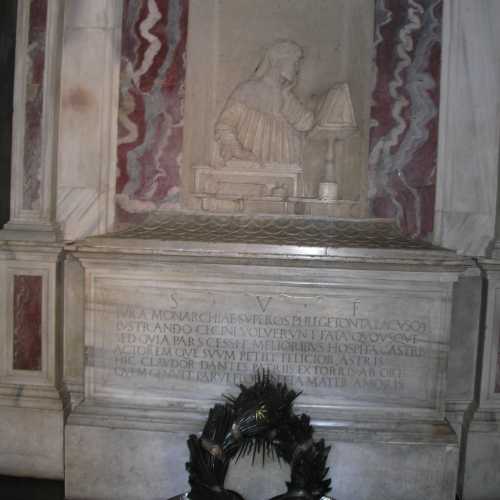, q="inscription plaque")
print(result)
[86,273,447,413]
